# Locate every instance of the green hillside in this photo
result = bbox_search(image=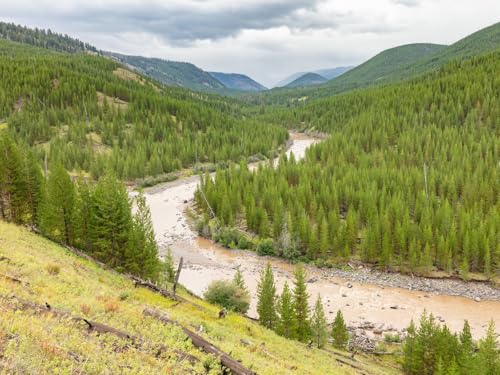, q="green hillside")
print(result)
[209,72,267,92]
[0,39,287,181]
[248,22,500,105]
[0,21,98,54]
[324,43,445,92]
[108,52,227,92]
[285,72,327,88]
